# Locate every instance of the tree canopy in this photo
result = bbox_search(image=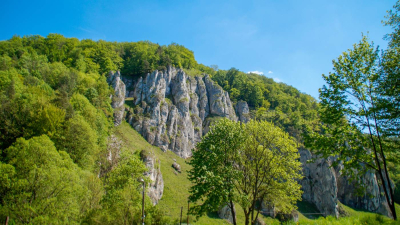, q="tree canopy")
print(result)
[188,119,302,225]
